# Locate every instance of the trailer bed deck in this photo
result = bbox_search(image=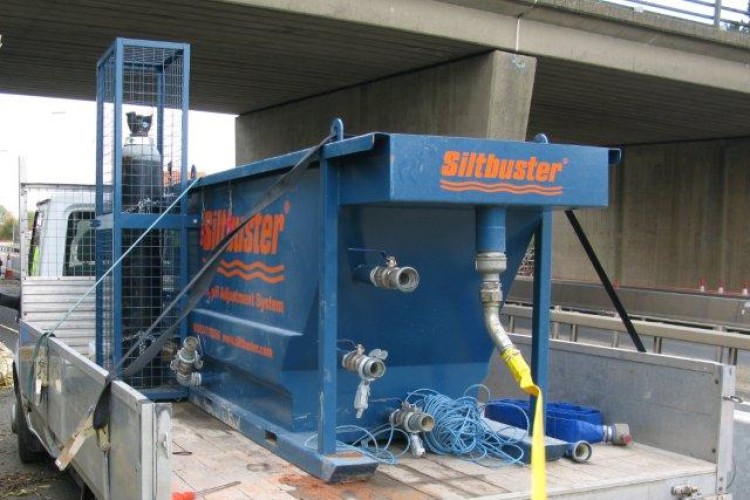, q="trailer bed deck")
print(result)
[170,402,717,500]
